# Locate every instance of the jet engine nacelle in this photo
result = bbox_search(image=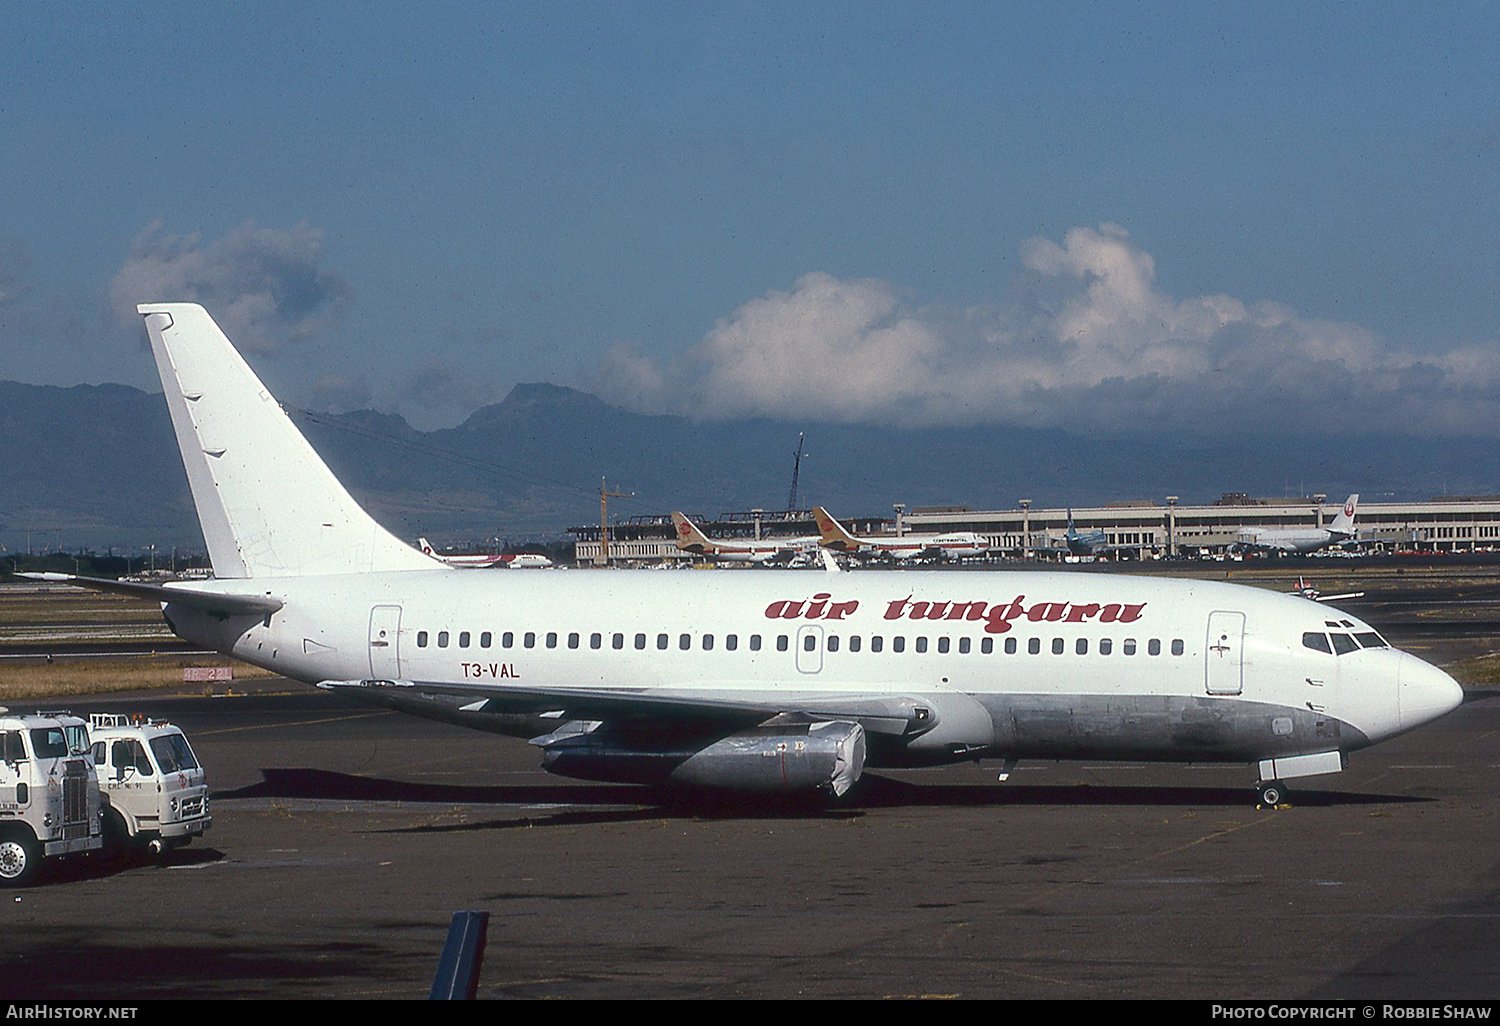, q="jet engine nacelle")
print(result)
[536,719,867,796]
